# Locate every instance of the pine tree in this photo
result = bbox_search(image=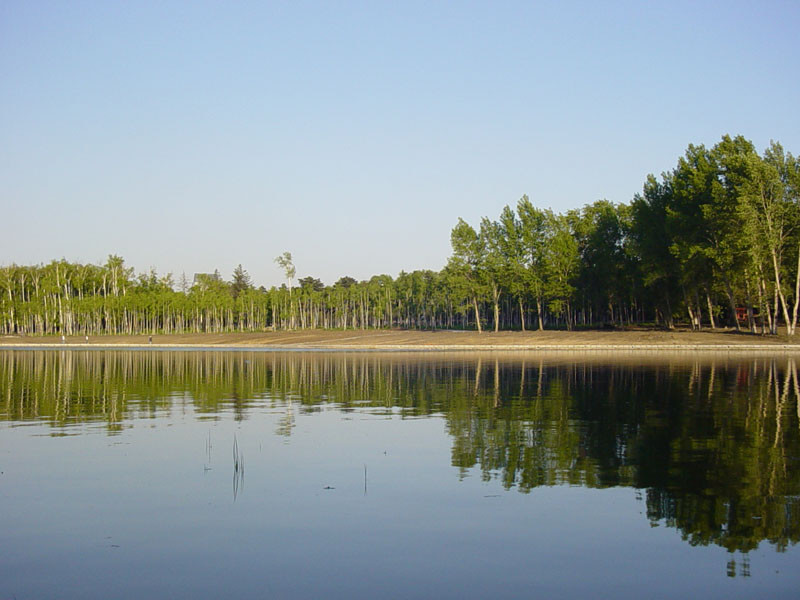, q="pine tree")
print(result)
[231,264,252,299]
